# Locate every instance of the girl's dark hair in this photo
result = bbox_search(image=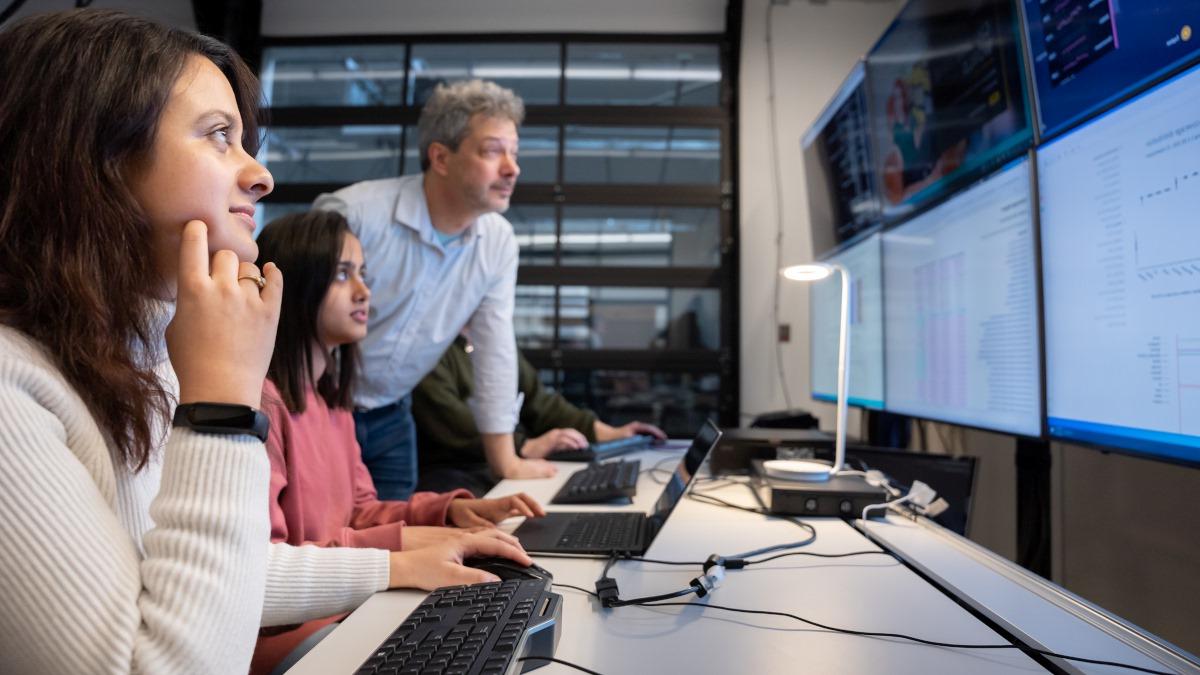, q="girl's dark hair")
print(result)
[0,10,265,470]
[256,210,360,414]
